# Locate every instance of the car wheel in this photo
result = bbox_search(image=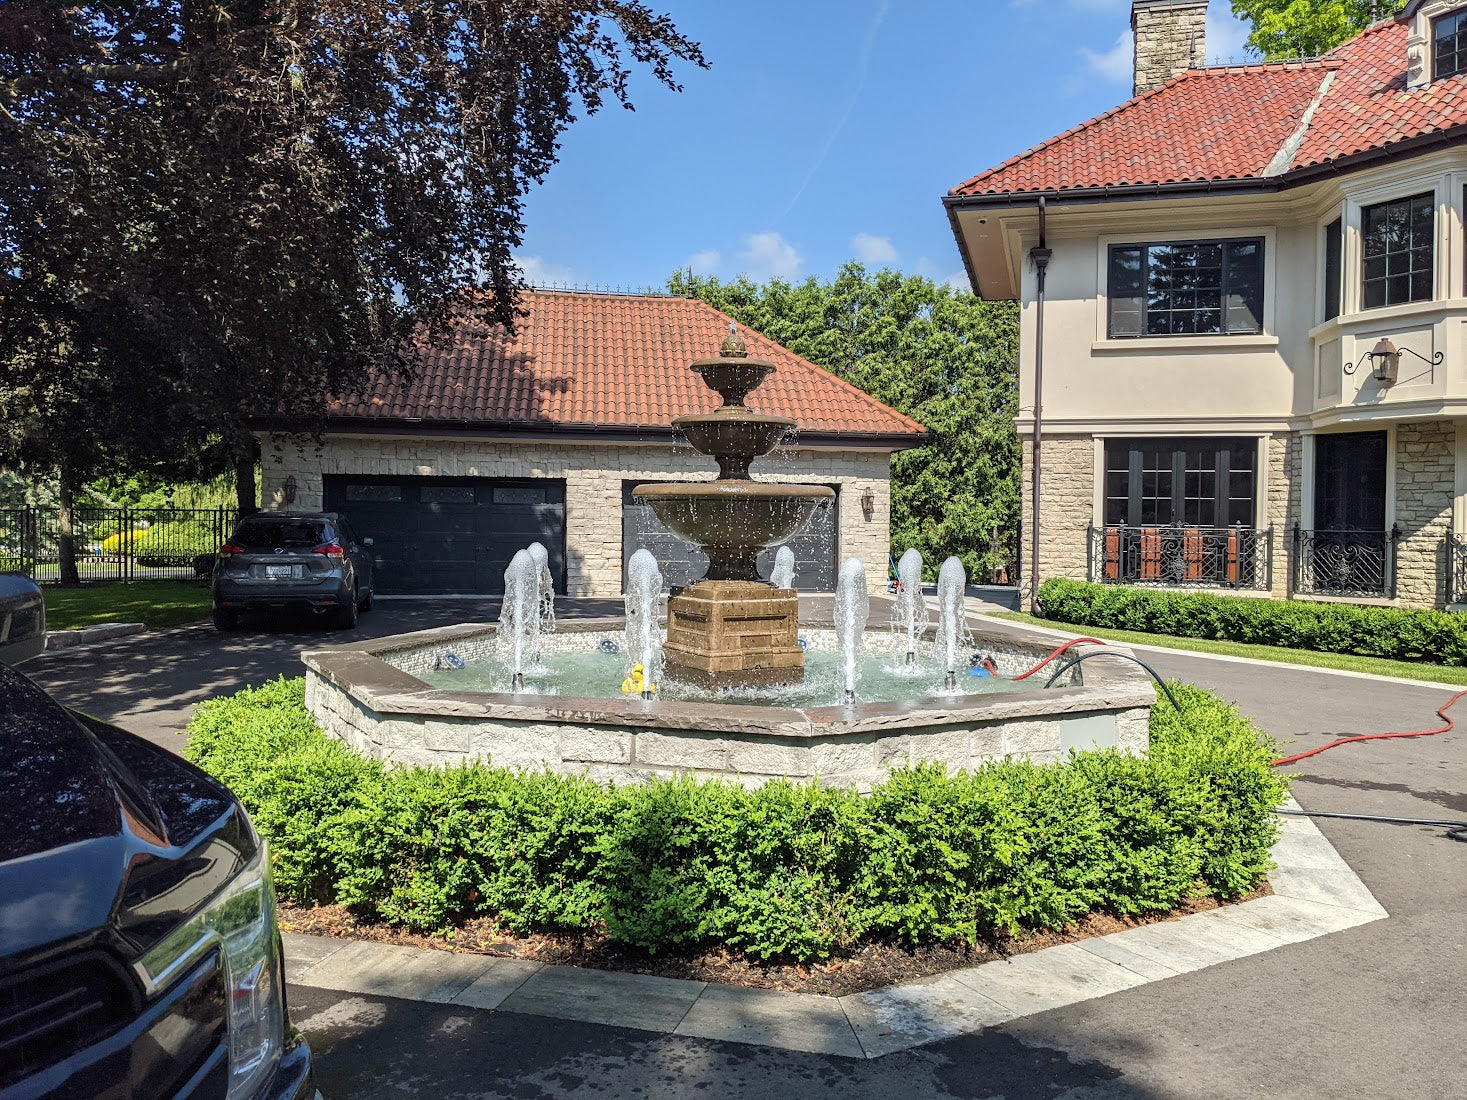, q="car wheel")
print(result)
[336,593,359,630]
[212,607,239,631]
